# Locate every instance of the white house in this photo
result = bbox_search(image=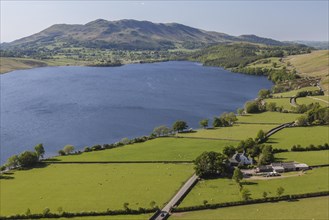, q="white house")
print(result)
[229,151,253,166]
